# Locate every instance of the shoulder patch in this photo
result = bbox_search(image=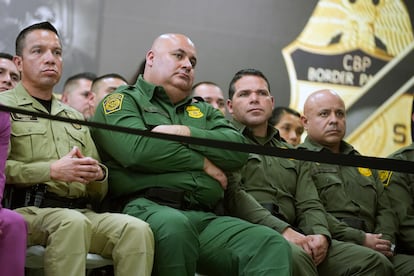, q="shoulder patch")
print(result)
[103,93,124,114]
[378,170,392,187]
[358,167,372,177]
[186,105,204,118]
